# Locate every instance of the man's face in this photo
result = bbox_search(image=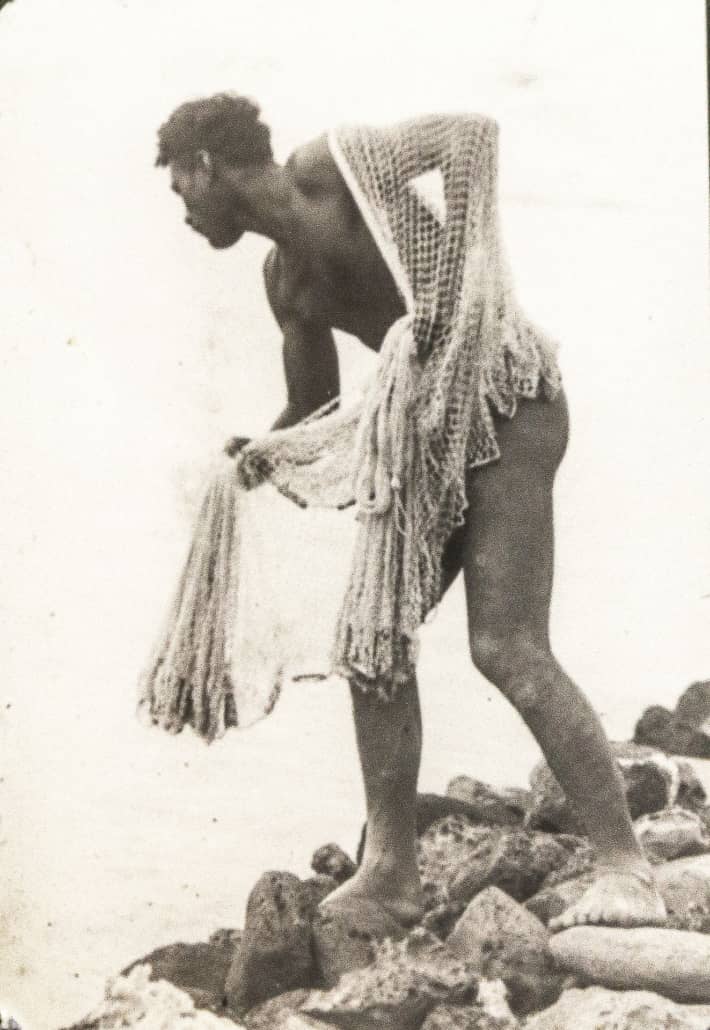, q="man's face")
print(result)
[169,155,245,249]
